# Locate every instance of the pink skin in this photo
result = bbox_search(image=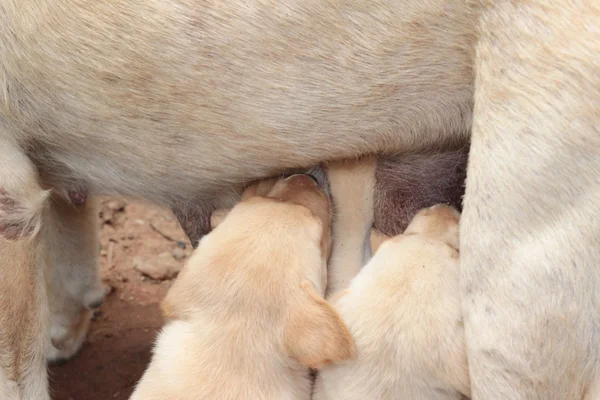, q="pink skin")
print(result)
[67,190,87,207]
